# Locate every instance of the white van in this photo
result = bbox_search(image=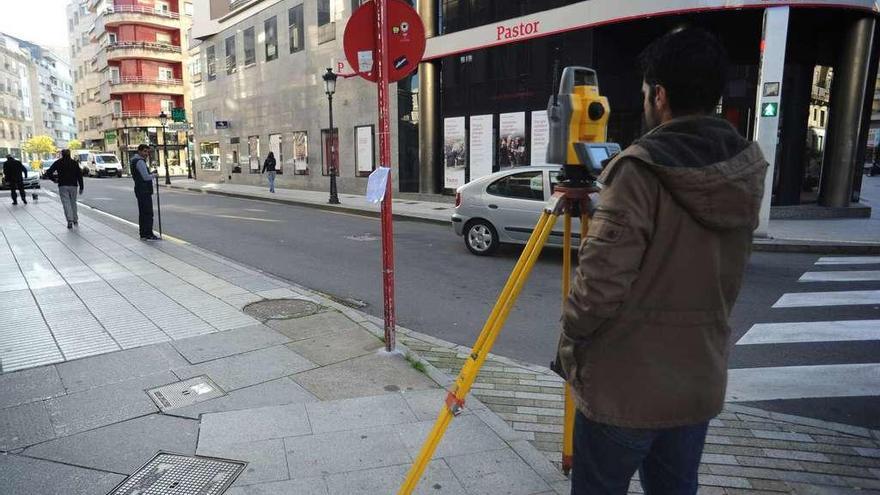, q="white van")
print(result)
[75,150,123,177]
